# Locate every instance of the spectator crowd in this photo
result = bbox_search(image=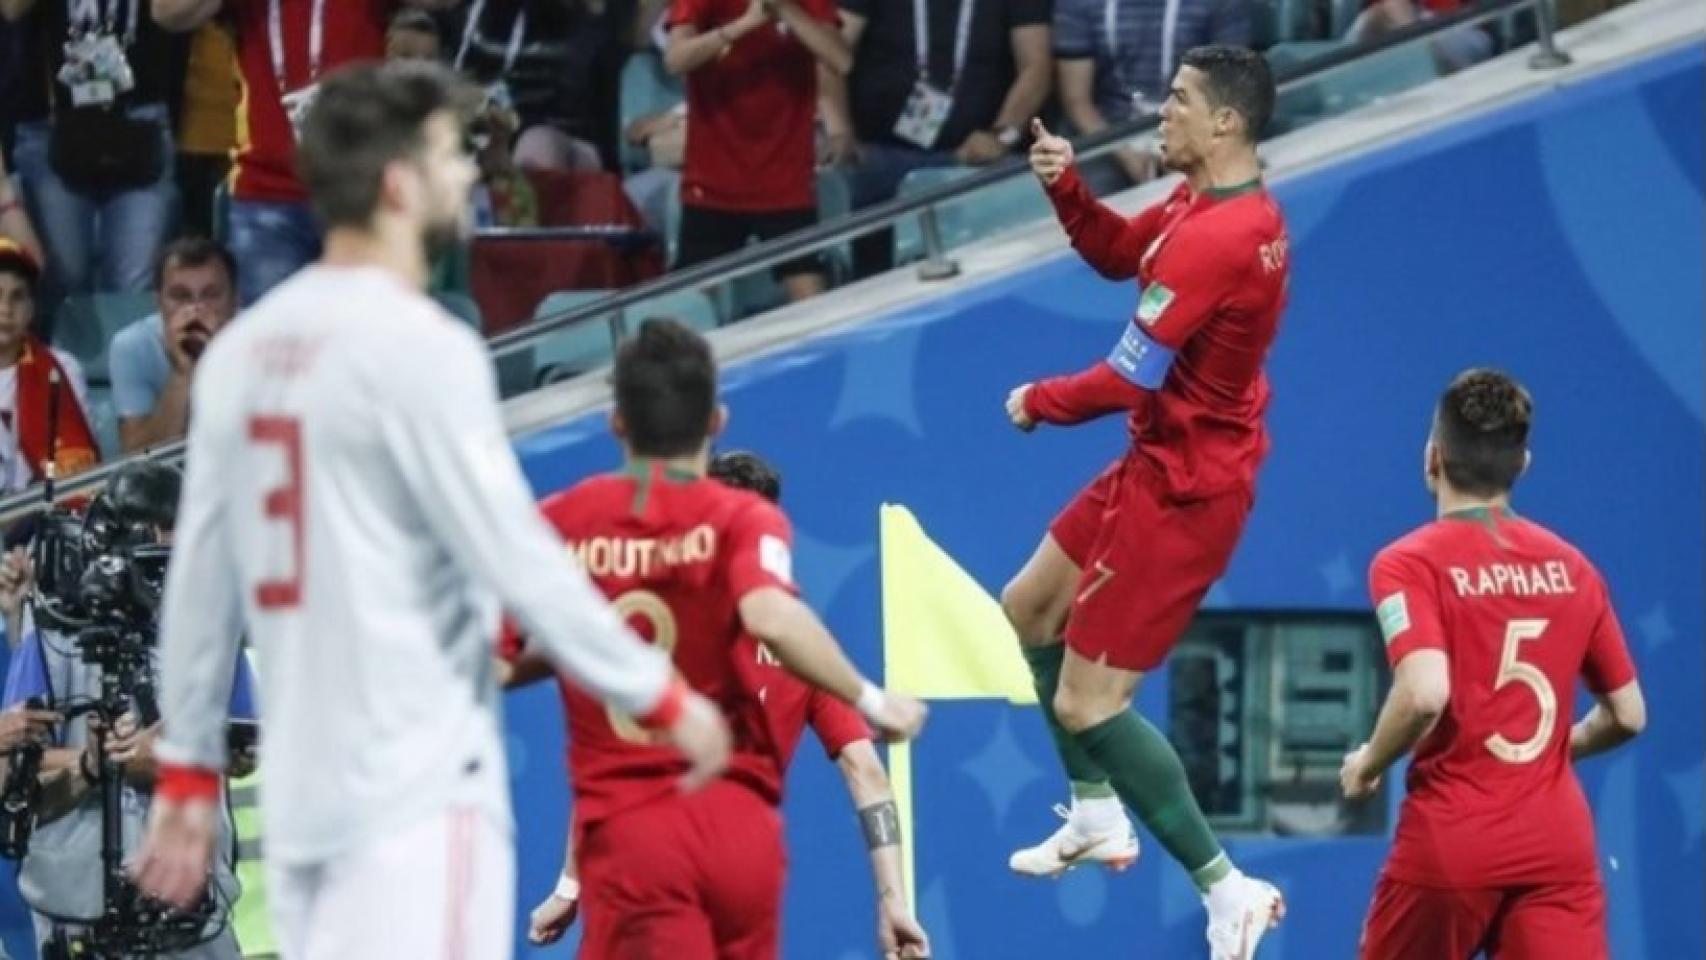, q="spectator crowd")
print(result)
[0,0,1546,502]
